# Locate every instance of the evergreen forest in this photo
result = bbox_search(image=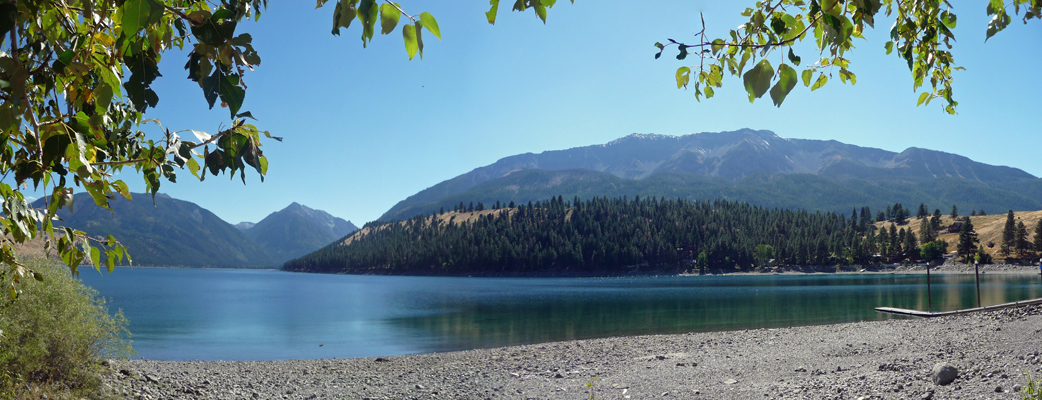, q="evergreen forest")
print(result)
[284,196,939,276]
